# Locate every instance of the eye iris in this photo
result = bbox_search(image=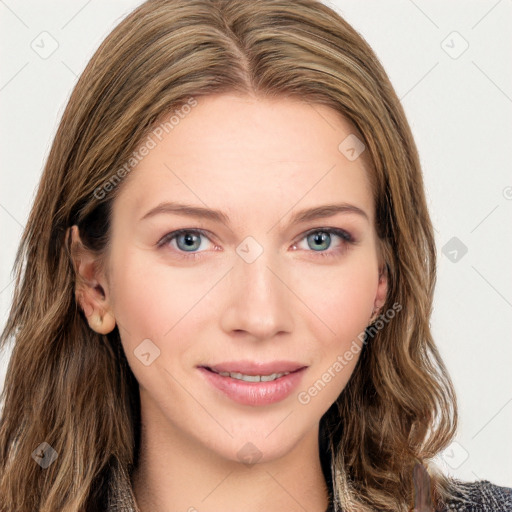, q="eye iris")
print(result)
[308,231,331,251]
[177,232,201,251]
